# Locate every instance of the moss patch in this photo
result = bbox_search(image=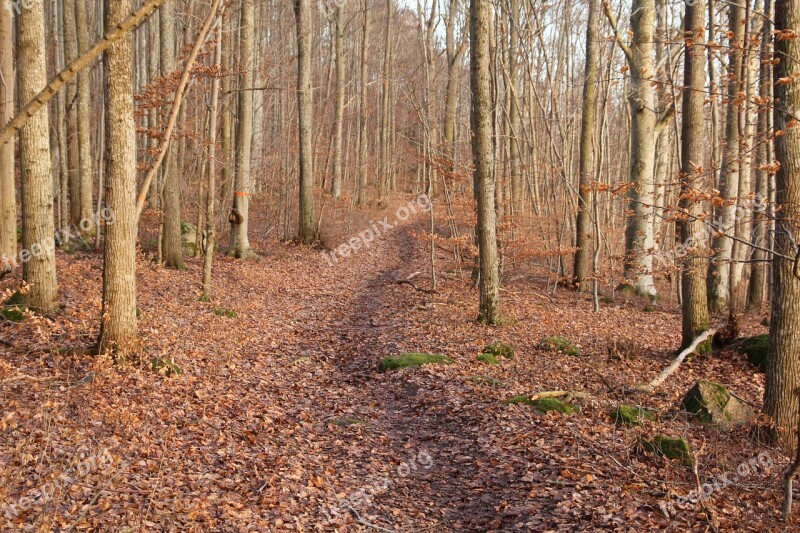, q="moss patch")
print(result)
[477,353,501,365]
[2,291,27,322]
[328,417,364,427]
[214,308,238,319]
[378,353,454,371]
[539,336,581,357]
[611,405,656,426]
[616,283,636,296]
[483,342,515,360]
[640,435,693,467]
[502,395,579,415]
[737,335,769,373]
